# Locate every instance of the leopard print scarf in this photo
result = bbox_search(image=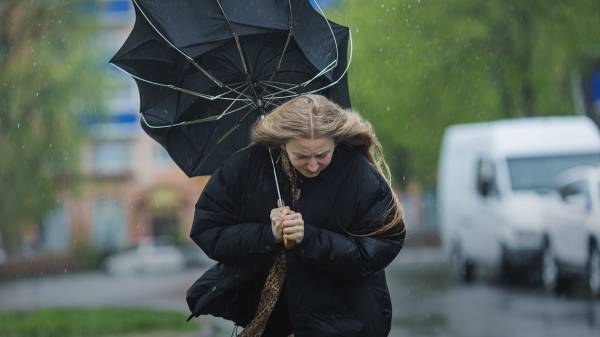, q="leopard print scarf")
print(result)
[237,151,298,337]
